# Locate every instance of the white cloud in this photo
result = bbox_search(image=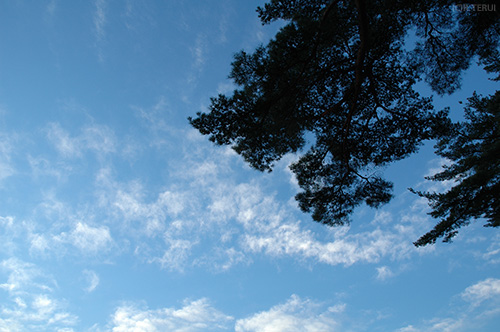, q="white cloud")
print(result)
[113,188,185,225]
[397,278,500,332]
[0,216,18,254]
[110,298,233,331]
[235,294,341,332]
[0,131,17,181]
[94,0,107,40]
[93,0,107,61]
[46,123,81,158]
[412,158,455,194]
[46,0,57,17]
[32,294,57,317]
[81,125,117,155]
[67,222,113,254]
[151,236,196,272]
[376,266,395,281]
[30,234,51,255]
[91,124,436,272]
[461,278,500,305]
[482,234,500,264]
[191,34,207,70]
[0,258,52,294]
[83,270,100,293]
[109,183,188,239]
[0,258,77,330]
[242,221,415,267]
[134,97,172,135]
[372,210,393,225]
[186,34,209,85]
[396,325,419,332]
[194,246,249,272]
[31,222,114,257]
[0,293,78,330]
[122,0,155,32]
[46,122,116,159]
[216,81,236,95]
[28,155,72,181]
